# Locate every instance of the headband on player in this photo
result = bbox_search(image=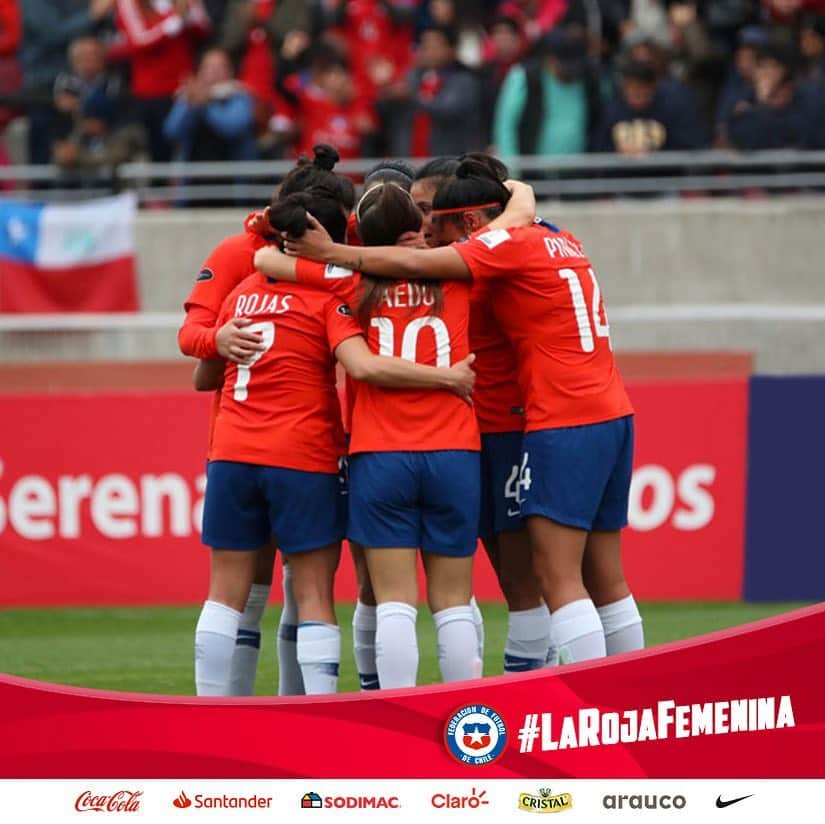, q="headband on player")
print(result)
[355,181,414,223]
[430,202,502,216]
